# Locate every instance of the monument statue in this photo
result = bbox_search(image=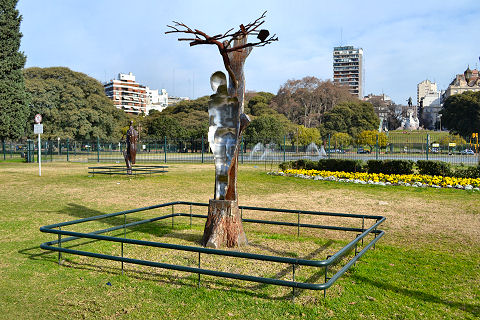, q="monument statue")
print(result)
[166,12,277,248]
[124,120,138,174]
